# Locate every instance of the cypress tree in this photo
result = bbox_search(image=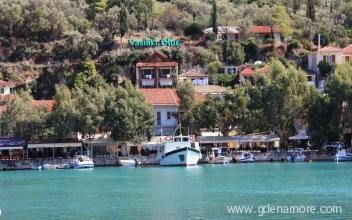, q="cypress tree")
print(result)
[211,0,218,34]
